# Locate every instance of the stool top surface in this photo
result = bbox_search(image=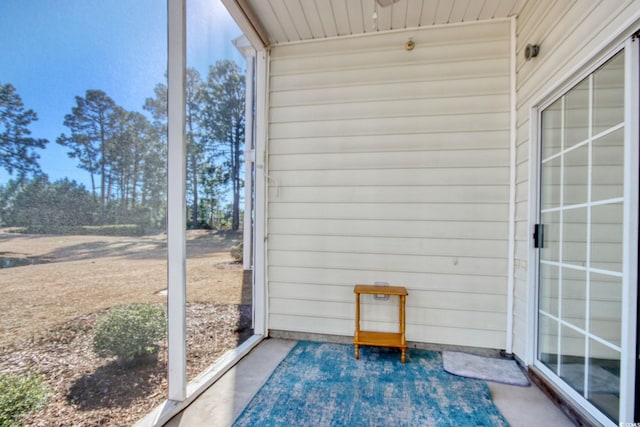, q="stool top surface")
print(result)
[354,284,407,296]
